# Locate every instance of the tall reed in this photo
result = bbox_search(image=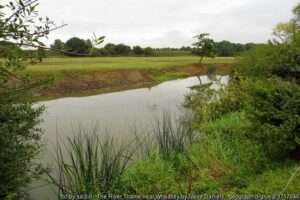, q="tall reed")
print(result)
[48,128,134,198]
[134,113,197,160]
